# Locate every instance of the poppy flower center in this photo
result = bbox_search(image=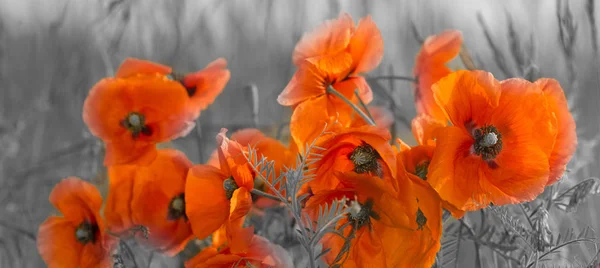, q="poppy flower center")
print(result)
[414,161,430,180]
[347,142,383,177]
[120,112,152,139]
[416,207,427,230]
[167,193,187,220]
[223,177,239,200]
[75,221,98,244]
[472,125,503,161]
[167,72,197,97]
[347,199,379,230]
